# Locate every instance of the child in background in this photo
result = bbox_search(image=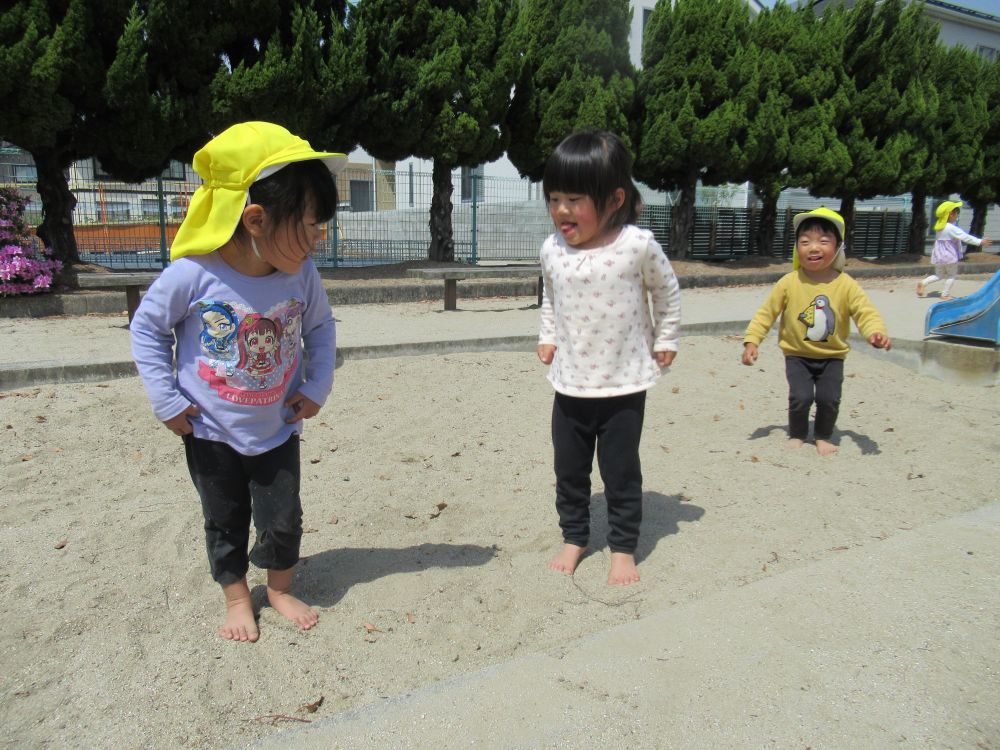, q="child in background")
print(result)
[741,207,891,456]
[917,200,992,300]
[537,131,681,586]
[131,122,345,642]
